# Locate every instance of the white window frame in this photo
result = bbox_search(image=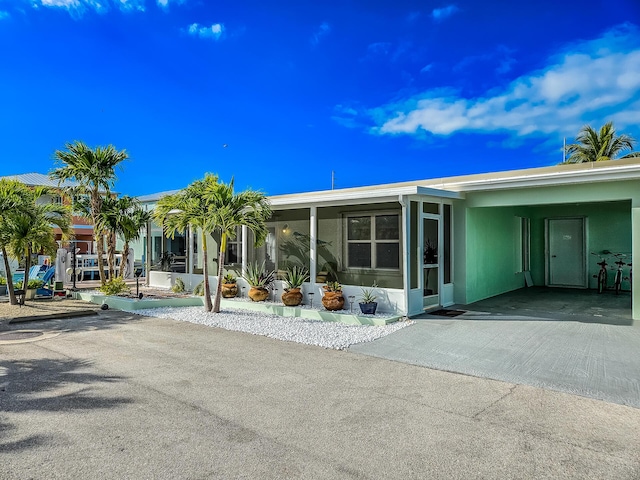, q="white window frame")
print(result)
[343,211,401,271]
[225,227,243,266]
